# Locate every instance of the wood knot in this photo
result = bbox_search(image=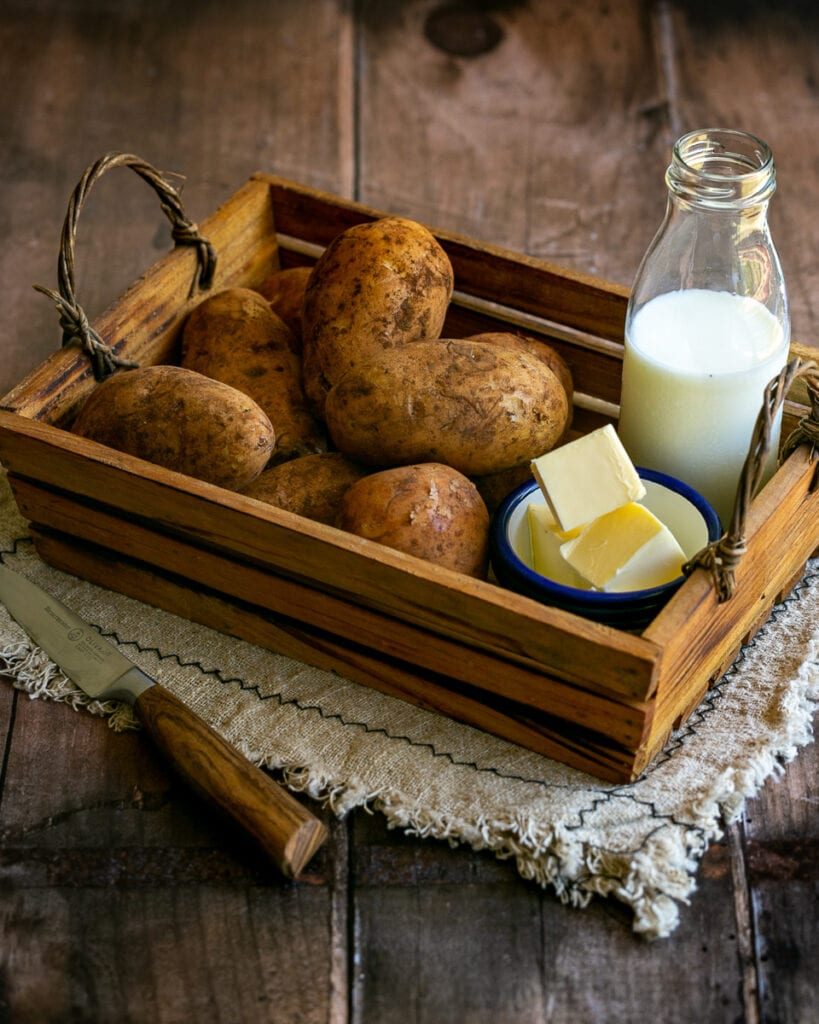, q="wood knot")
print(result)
[424,3,505,57]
